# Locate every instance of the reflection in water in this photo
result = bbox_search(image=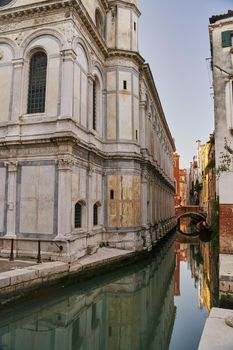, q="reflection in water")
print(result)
[179,216,200,235]
[0,237,176,350]
[170,218,218,350]
[0,223,218,350]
